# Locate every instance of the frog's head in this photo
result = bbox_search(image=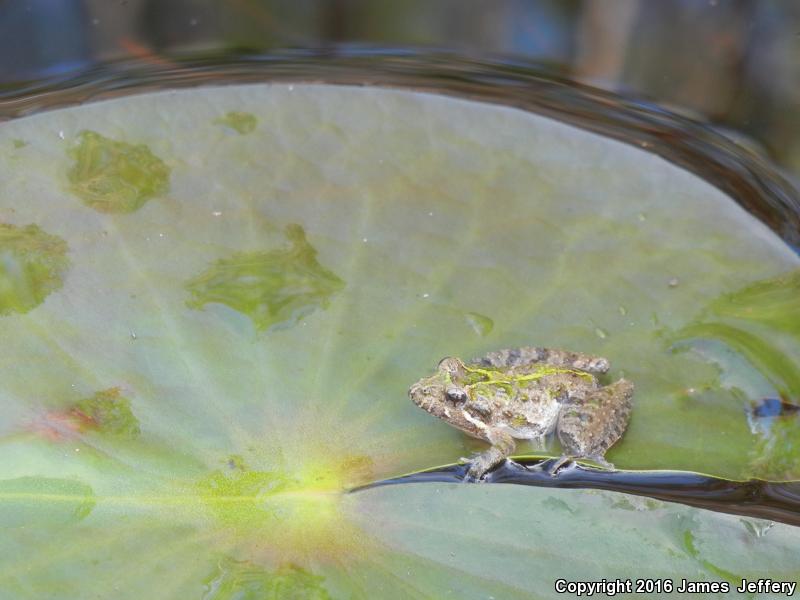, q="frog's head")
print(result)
[409,357,470,419]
